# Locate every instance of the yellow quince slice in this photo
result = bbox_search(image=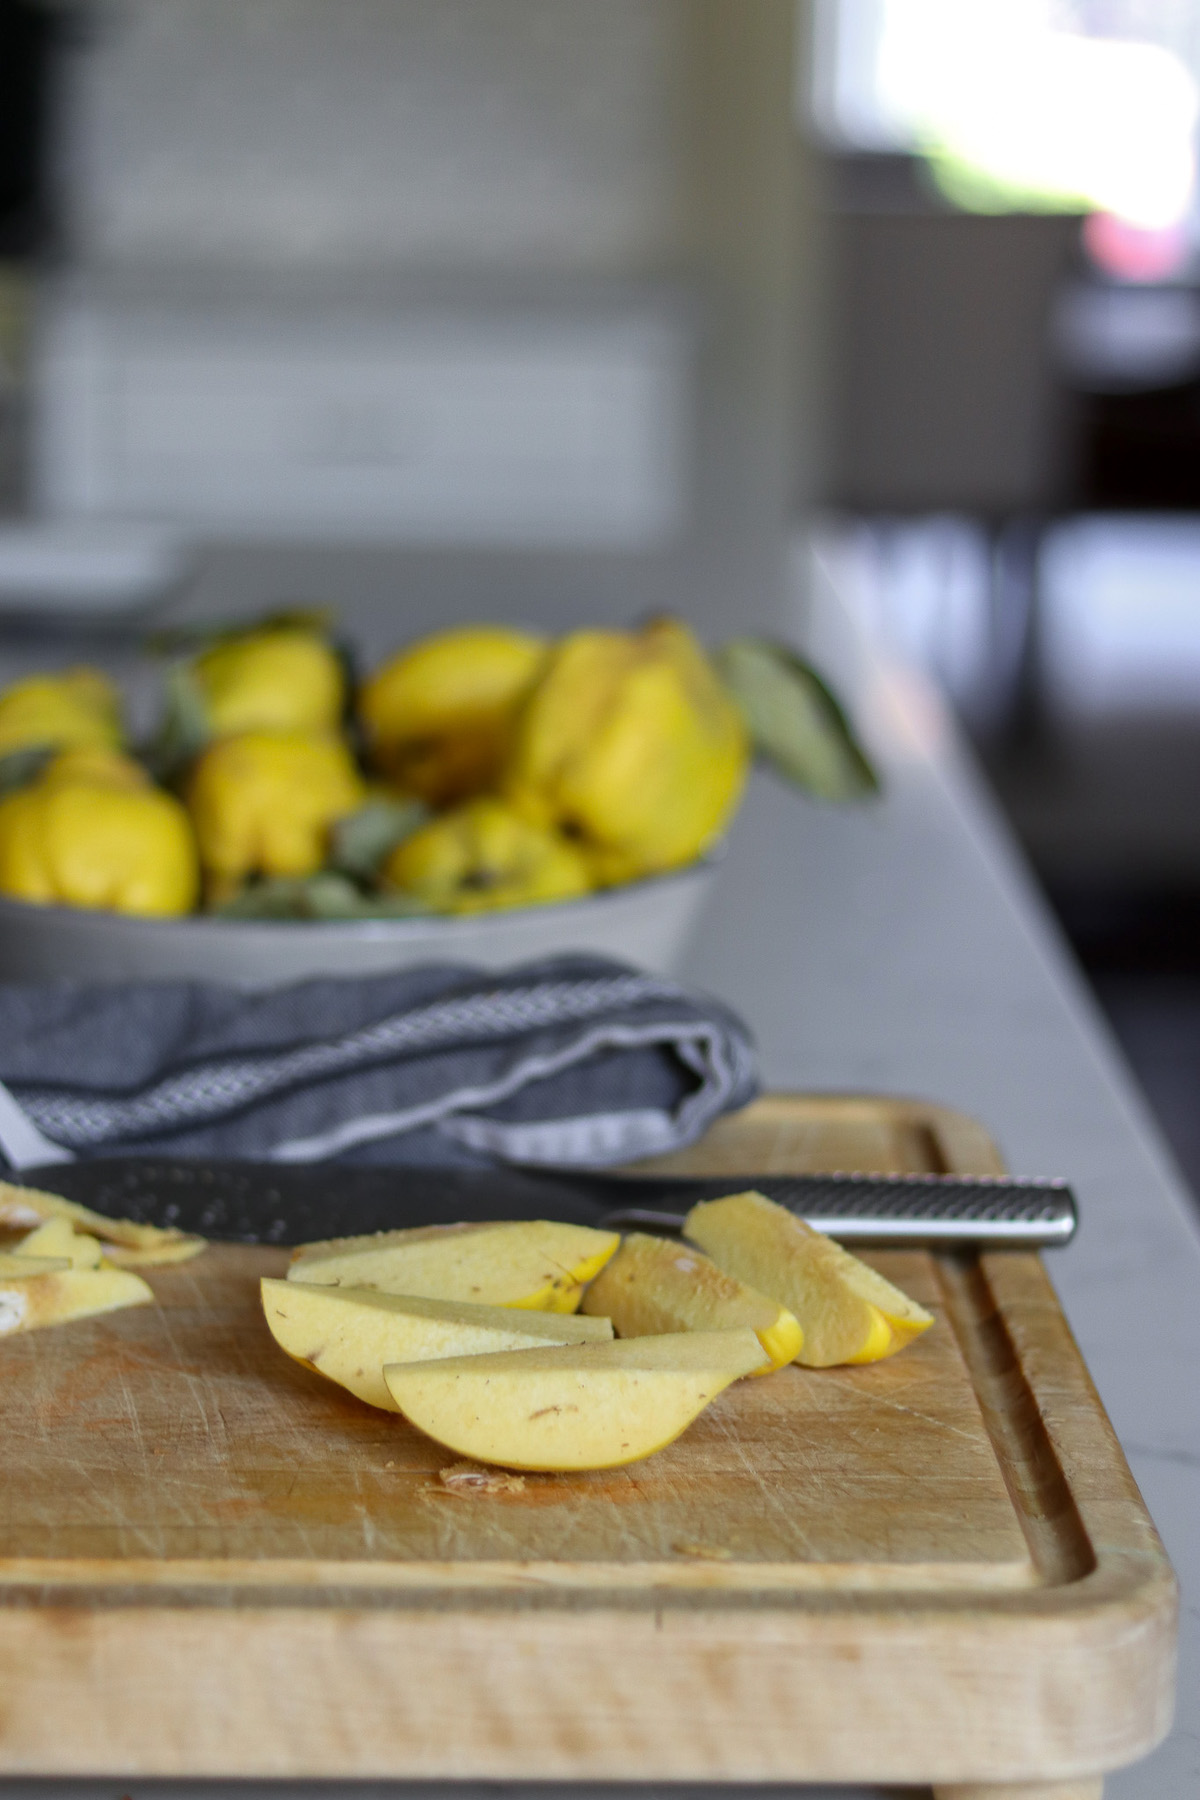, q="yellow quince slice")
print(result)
[261,1279,613,1411]
[581,1230,800,1371]
[383,1328,766,1470]
[288,1219,619,1315]
[684,1190,933,1367]
[0,1179,205,1266]
[0,1266,153,1337]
